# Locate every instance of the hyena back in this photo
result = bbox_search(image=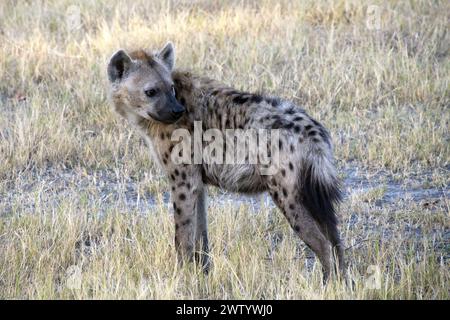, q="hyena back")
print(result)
[107,42,345,281]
